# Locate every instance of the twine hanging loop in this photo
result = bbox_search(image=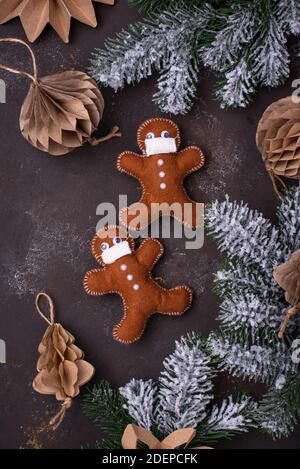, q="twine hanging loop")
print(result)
[0,38,38,83]
[35,292,55,326]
